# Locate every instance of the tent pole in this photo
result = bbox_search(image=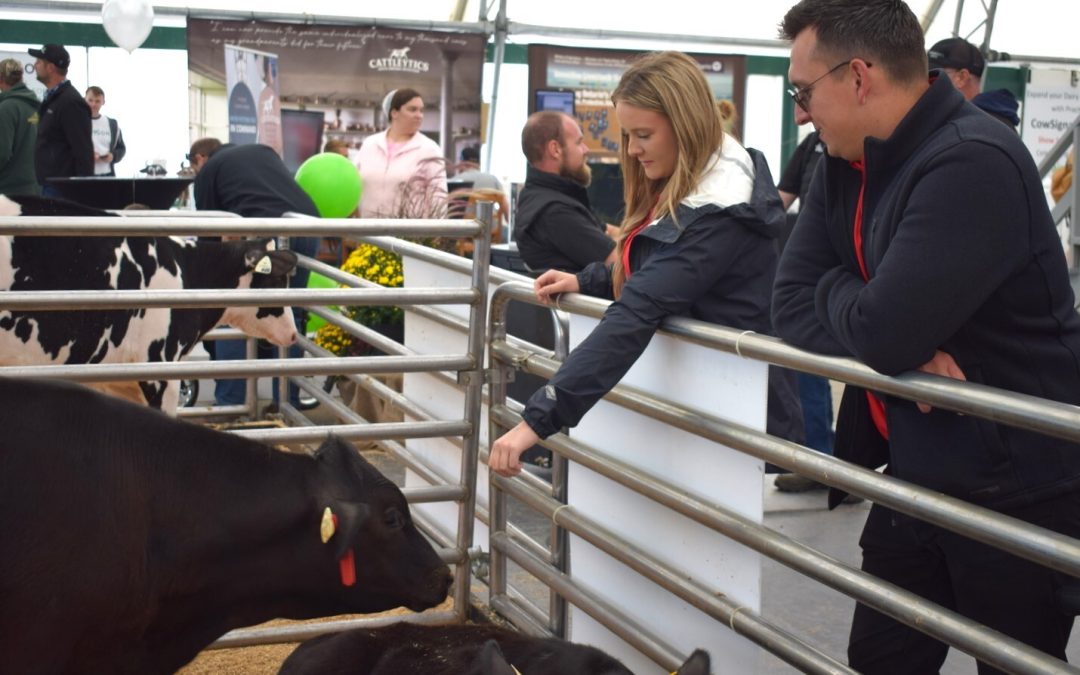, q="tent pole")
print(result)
[483,0,508,174]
